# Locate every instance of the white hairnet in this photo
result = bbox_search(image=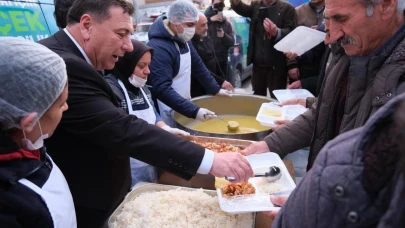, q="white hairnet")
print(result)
[0,37,67,130]
[168,0,199,25]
